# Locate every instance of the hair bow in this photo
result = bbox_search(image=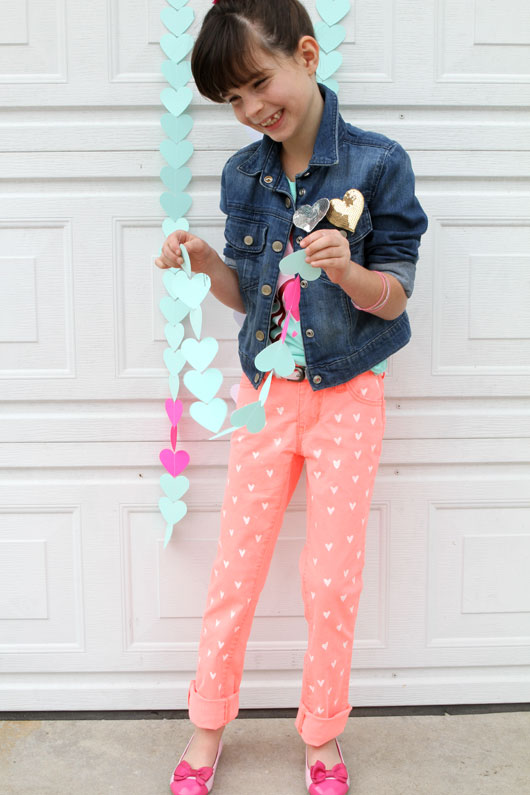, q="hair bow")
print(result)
[310,760,349,785]
[172,760,214,785]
